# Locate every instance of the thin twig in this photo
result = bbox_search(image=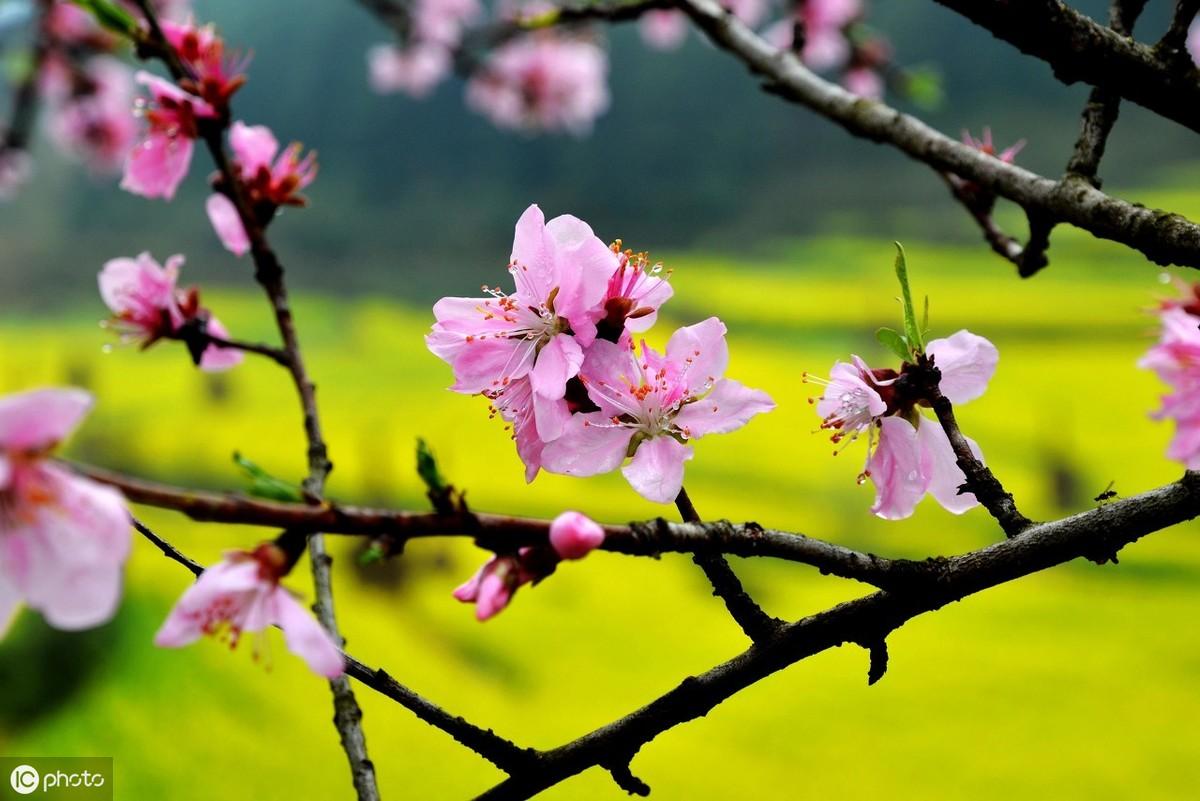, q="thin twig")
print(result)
[132,516,203,576]
[675,487,782,642]
[128,3,378,797]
